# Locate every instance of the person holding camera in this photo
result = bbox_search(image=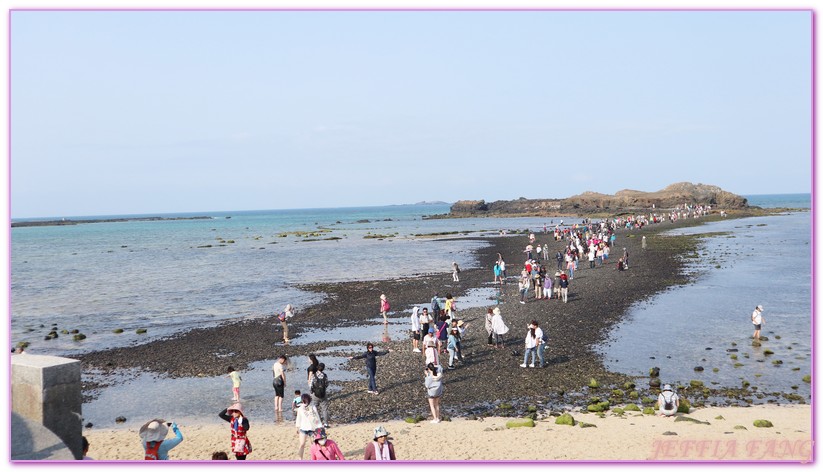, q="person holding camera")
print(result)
[139,419,183,460]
